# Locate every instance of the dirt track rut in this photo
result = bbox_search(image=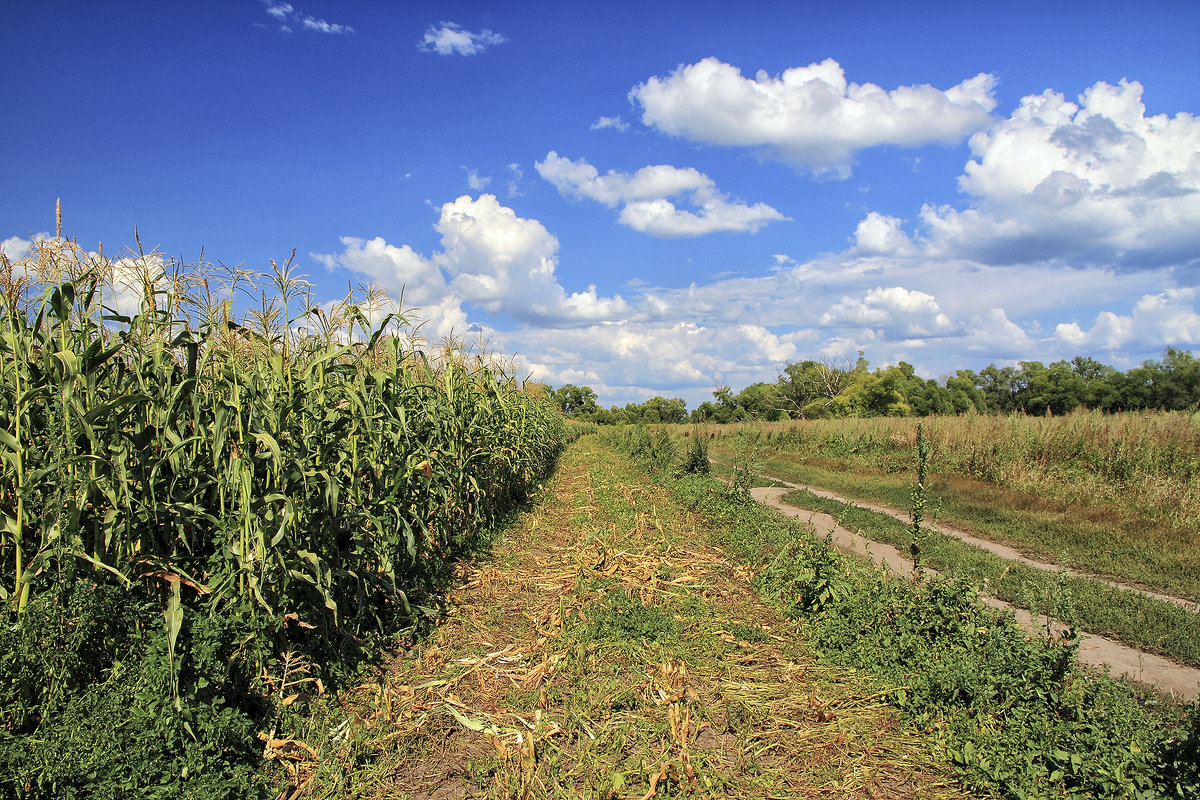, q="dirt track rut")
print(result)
[775,479,1199,612]
[750,485,1200,702]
